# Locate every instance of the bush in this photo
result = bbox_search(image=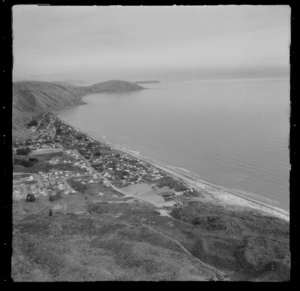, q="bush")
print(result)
[16,148,31,155]
[49,191,62,202]
[27,119,38,127]
[26,194,36,202]
[14,157,38,168]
